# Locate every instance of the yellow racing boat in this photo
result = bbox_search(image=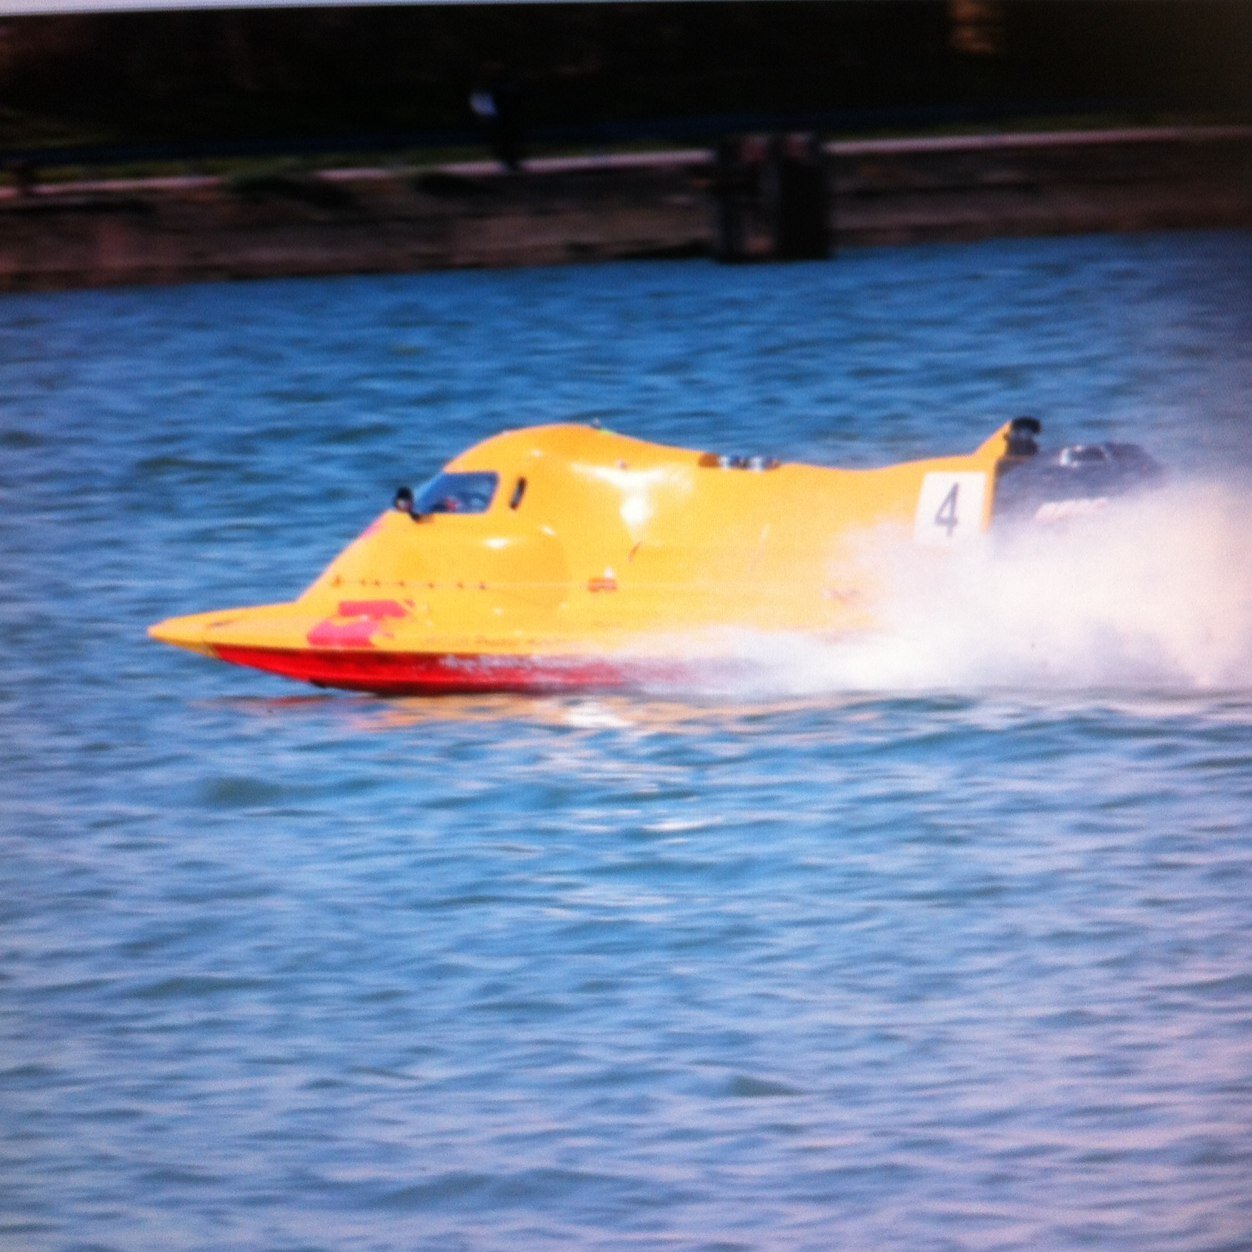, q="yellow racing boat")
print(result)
[149,417,1159,693]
